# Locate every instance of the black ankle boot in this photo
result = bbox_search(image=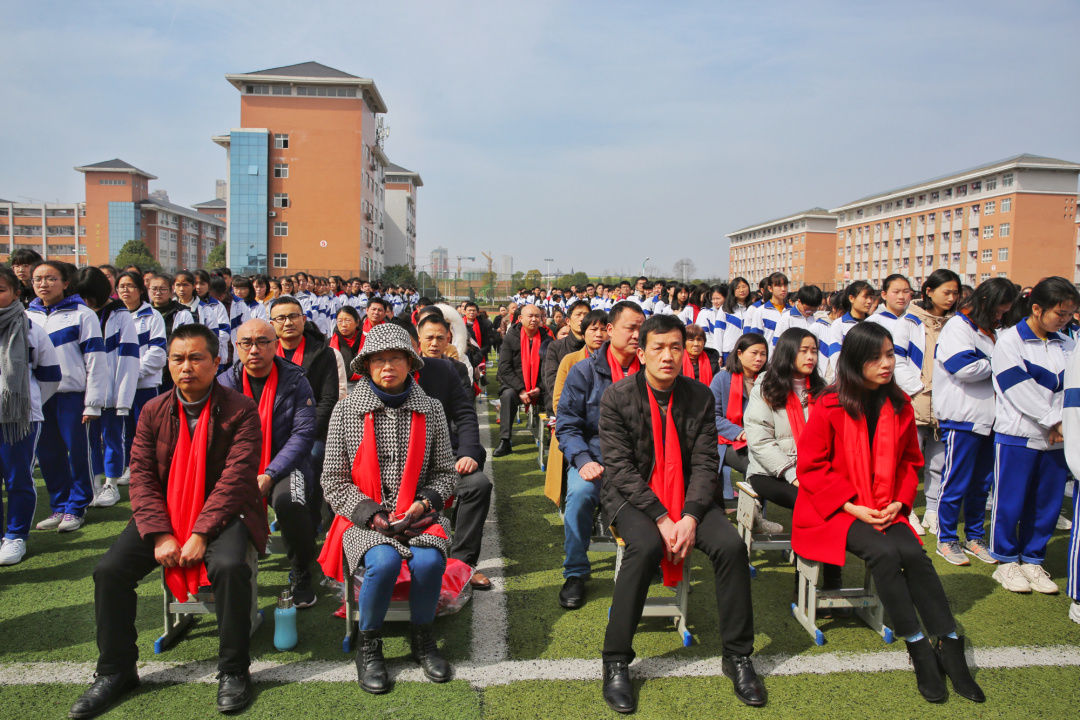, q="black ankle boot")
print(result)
[410,624,452,682]
[906,637,947,703]
[355,630,390,694]
[936,635,985,703]
[492,439,513,457]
